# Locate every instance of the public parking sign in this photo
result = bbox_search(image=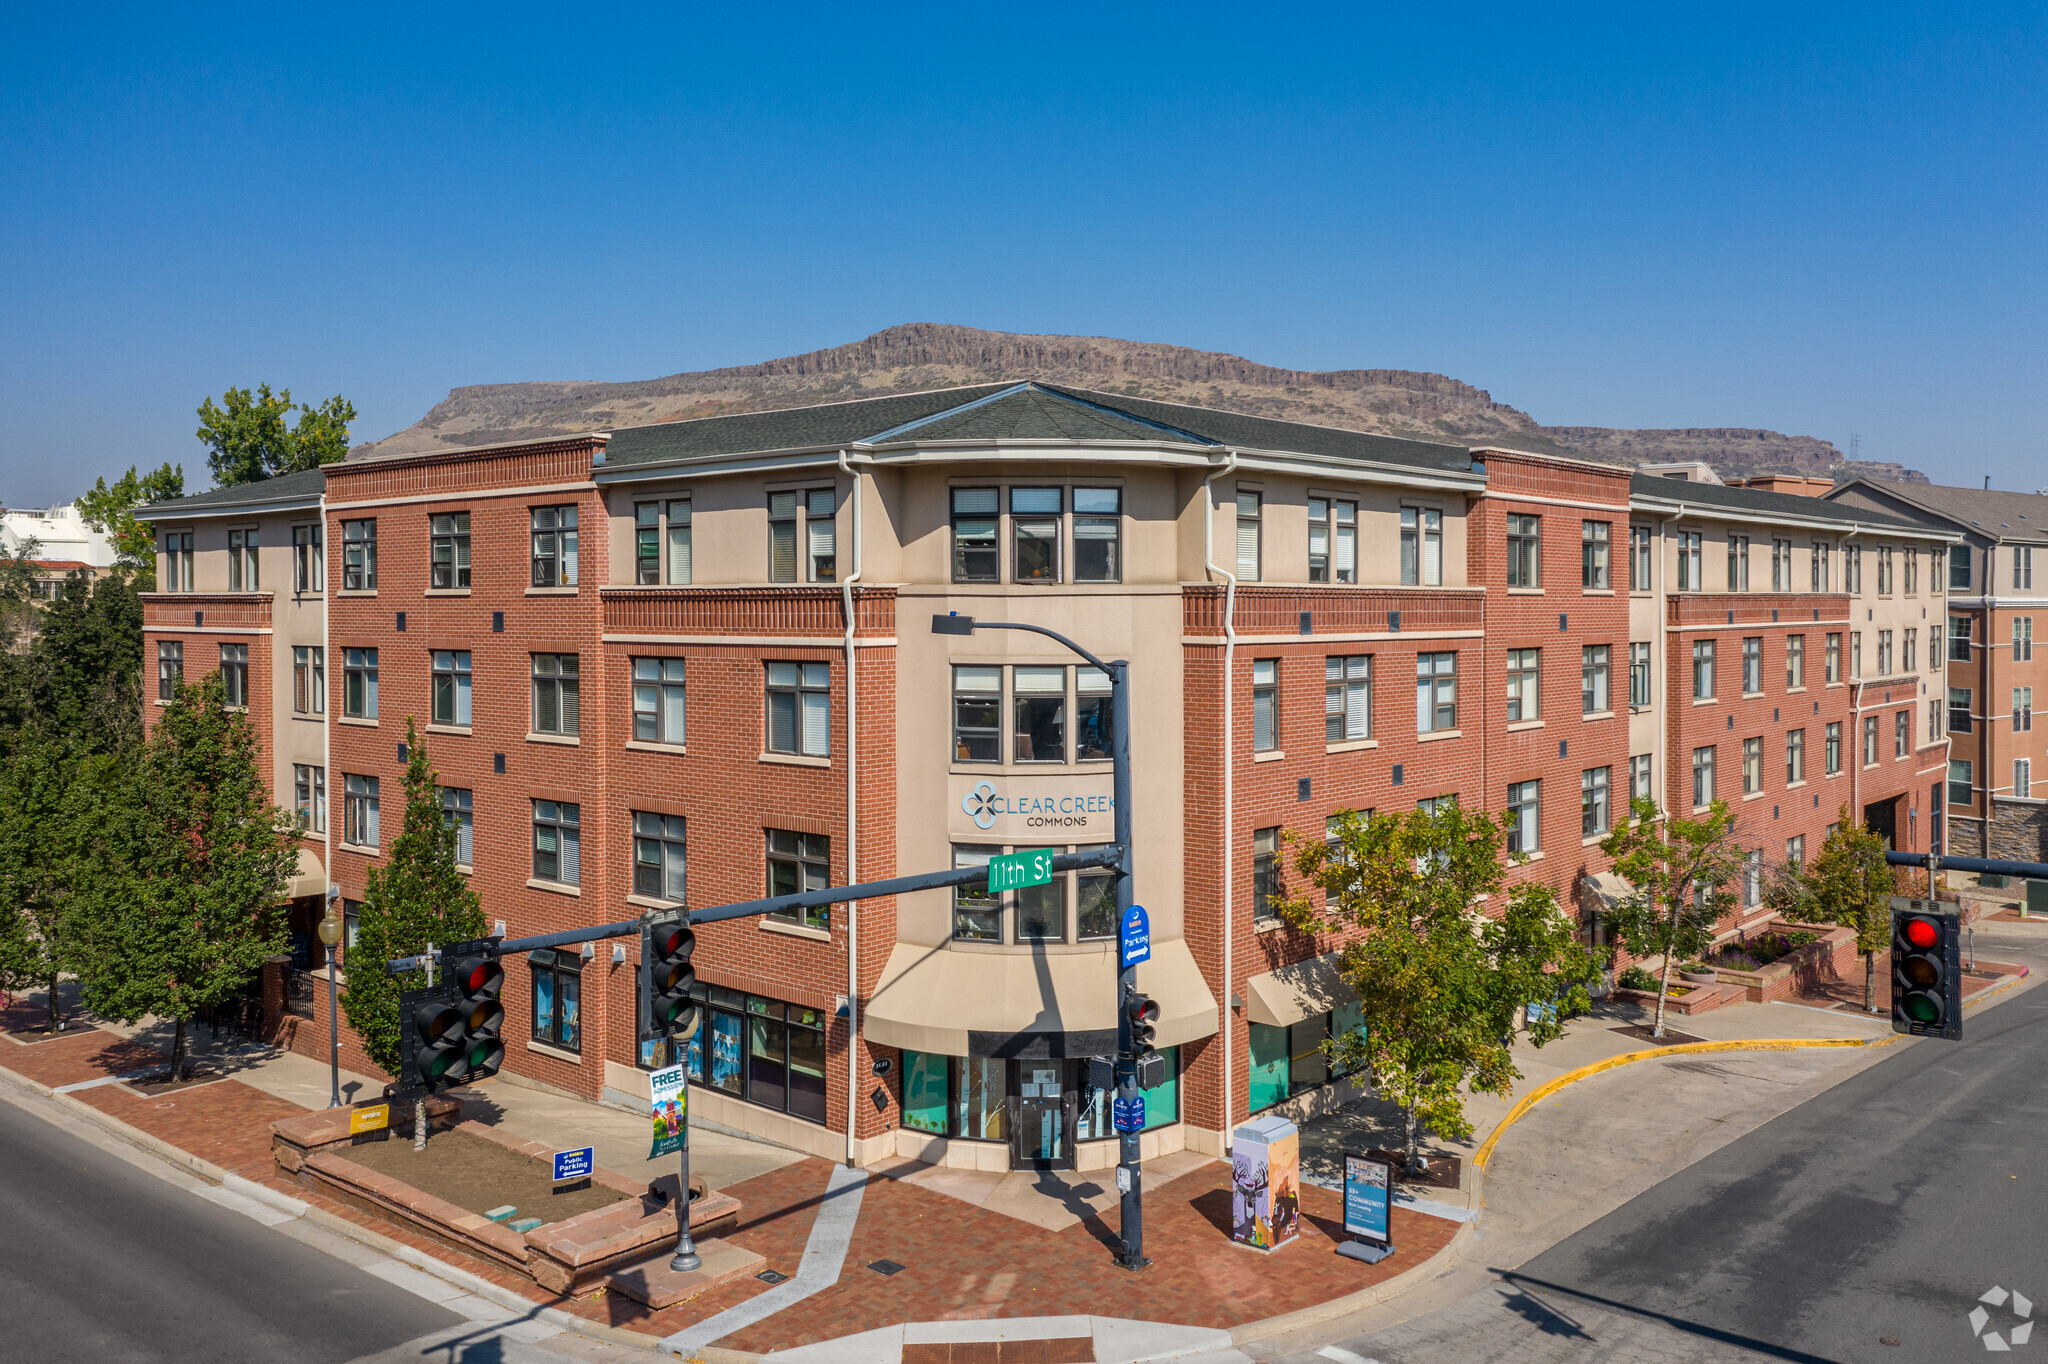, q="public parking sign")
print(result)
[1120,904,1151,968]
[552,1146,595,1182]
[987,849,1057,893]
